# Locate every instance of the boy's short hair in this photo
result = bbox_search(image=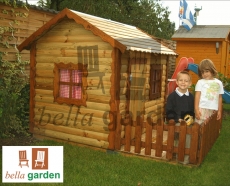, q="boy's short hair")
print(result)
[176,70,191,81]
[198,59,217,78]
